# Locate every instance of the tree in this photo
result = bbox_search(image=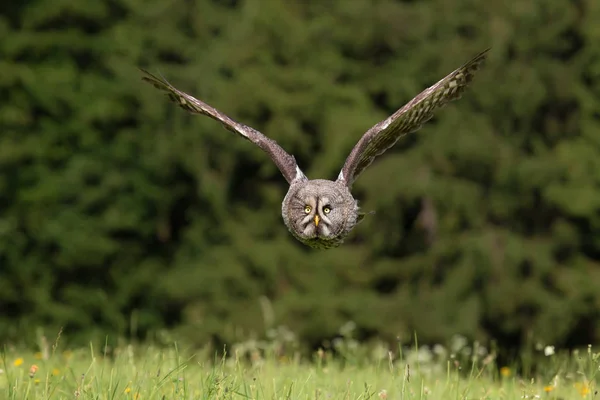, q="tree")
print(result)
[1,0,599,350]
